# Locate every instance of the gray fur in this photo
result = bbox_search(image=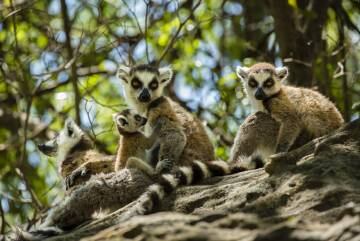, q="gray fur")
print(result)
[42,168,153,229]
